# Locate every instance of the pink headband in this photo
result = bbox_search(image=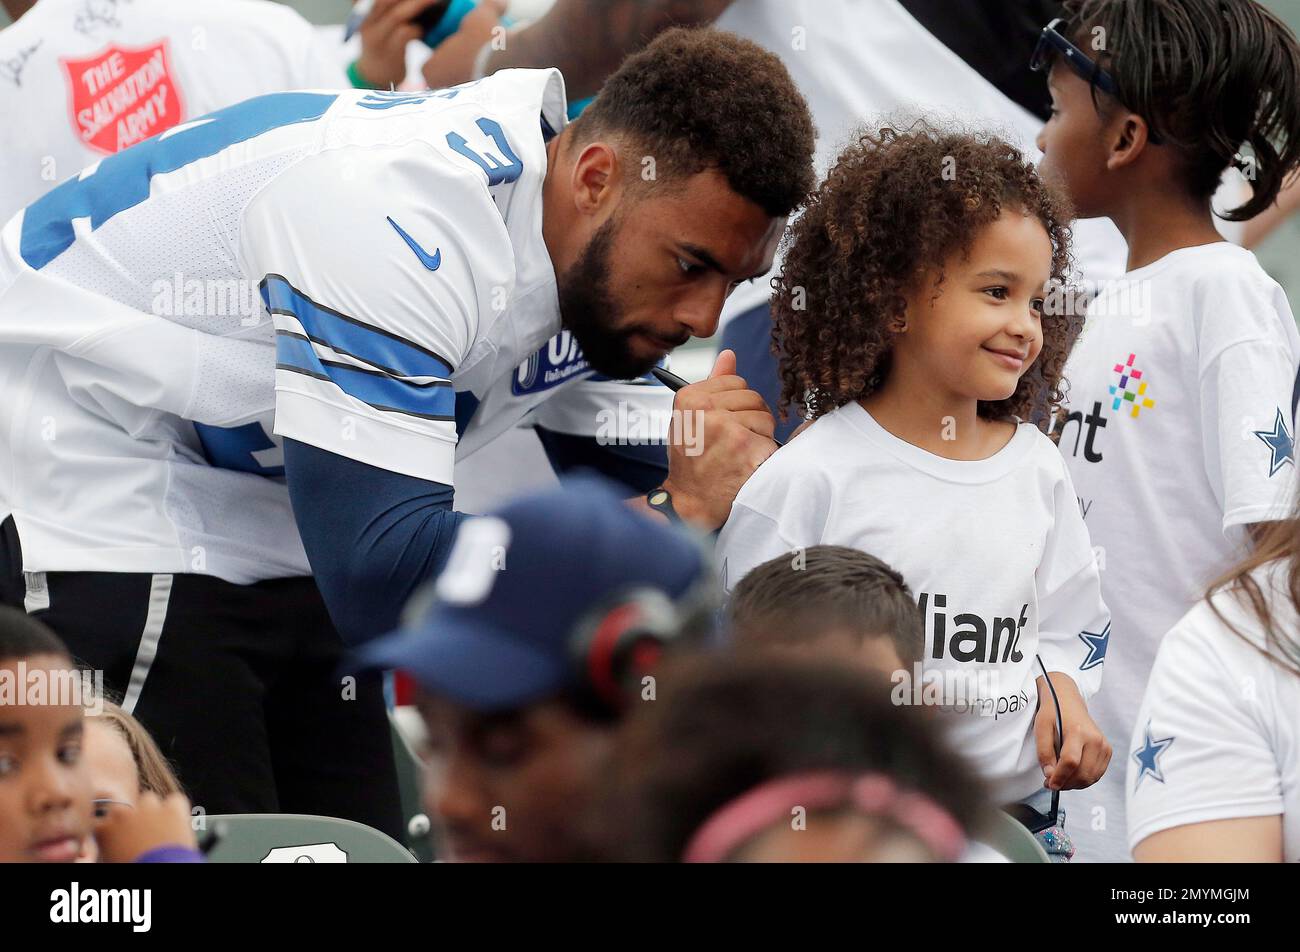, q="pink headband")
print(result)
[681,771,967,863]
